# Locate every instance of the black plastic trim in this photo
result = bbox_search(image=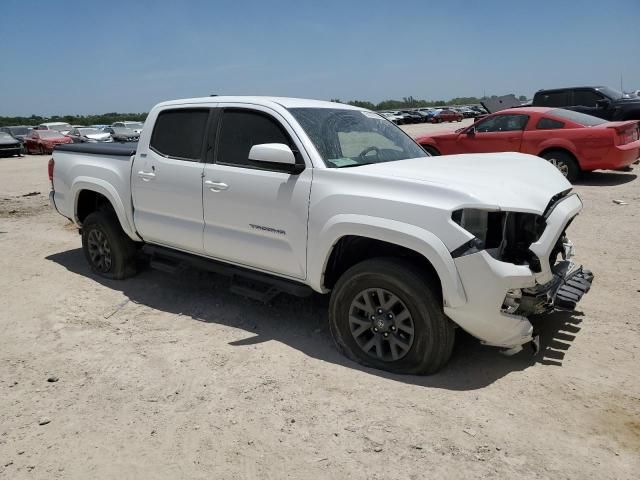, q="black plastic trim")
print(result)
[54,142,138,156]
[142,244,312,297]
